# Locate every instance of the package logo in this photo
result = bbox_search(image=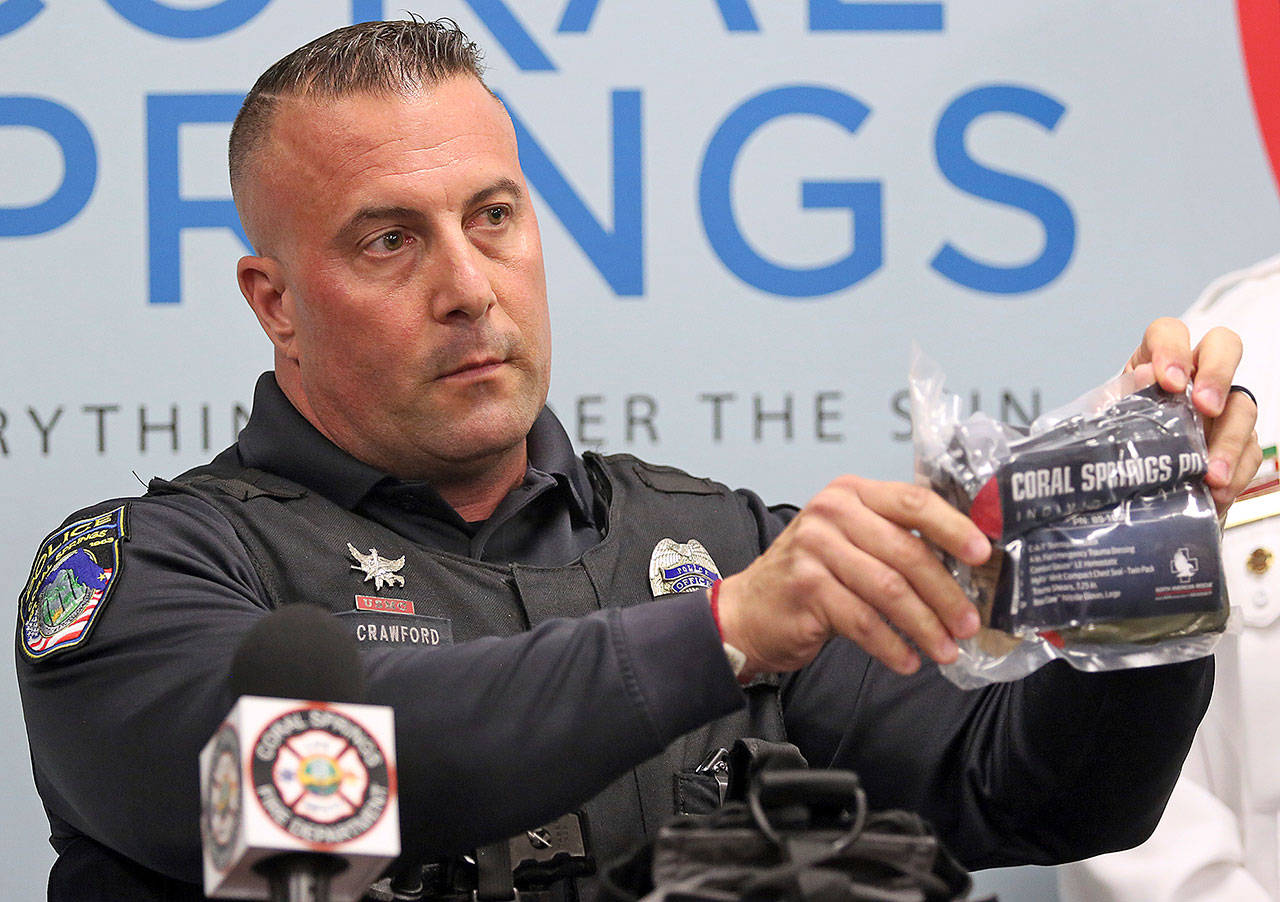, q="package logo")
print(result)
[1171,547,1200,582]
